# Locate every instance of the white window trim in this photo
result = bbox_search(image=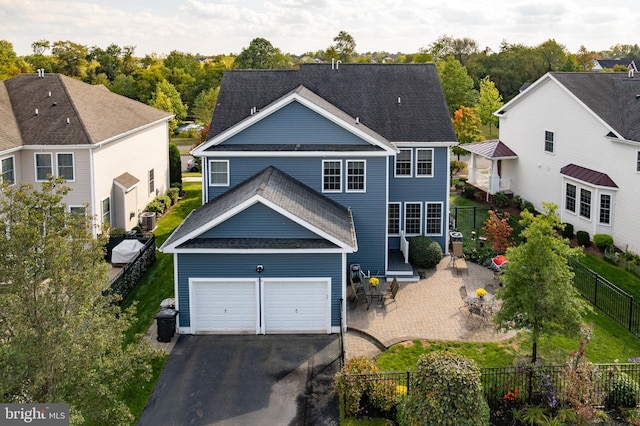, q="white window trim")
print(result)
[1,155,16,185]
[34,152,53,182]
[544,130,555,154]
[322,159,342,193]
[404,202,422,236]
[565,182,577,215]
[598,193,613,226]
[394,148,413,178]
[579,187,592,221]
[346,159,366,193]
[388,202,401,236]
[416,148,434,178]
[425,201,443,236]
[56,152,75,182]
[208,159,230,187]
